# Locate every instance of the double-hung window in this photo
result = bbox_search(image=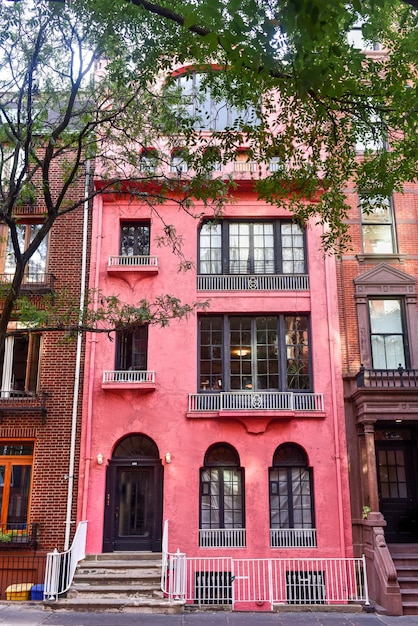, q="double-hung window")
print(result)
[115,327,148,371]
[199,220,305,275]
[360,196,396,254]
[0,441,33,531]
[199,315,310,392]
[369,299,407,369]
[0,333,41,397]
[3,224,48,282]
